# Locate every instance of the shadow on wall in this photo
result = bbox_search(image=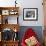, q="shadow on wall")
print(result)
[18,26,43,44]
